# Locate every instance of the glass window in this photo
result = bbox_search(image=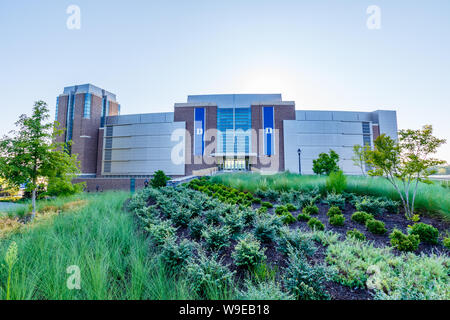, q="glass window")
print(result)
[55,97,59,121]
[83,93,91,119]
